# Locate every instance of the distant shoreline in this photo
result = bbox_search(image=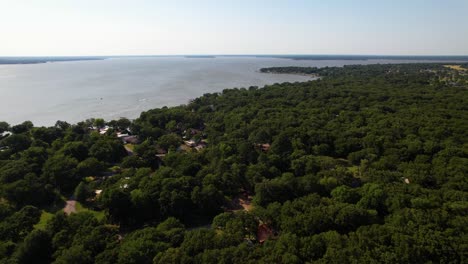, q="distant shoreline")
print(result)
[255,55,468,61]
[0,57,106,65]
[258,70,319,78]
[2,55,468,65]
[185,55,216,59]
